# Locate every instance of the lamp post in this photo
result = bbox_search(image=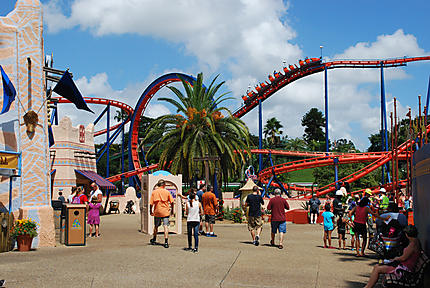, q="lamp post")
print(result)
[320,45,323,59]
